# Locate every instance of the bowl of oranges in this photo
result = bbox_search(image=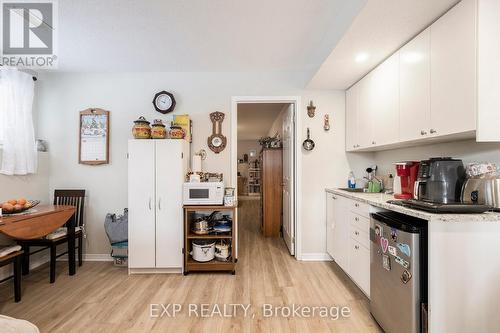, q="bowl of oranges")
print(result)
[0,198,40,215]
